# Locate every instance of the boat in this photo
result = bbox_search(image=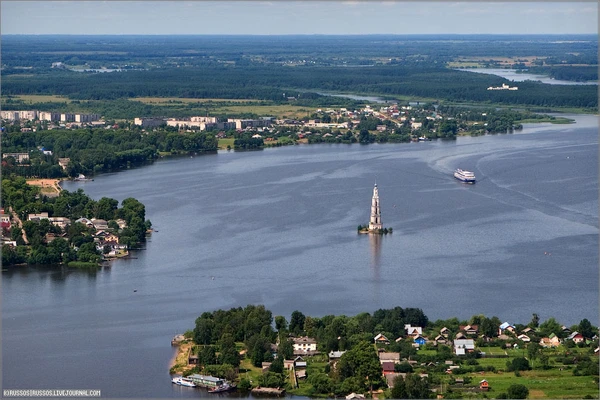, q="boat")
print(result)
[208,382,235,393]
[171,376,196,387]
[454,169,476,184]
[73,174,93,182]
